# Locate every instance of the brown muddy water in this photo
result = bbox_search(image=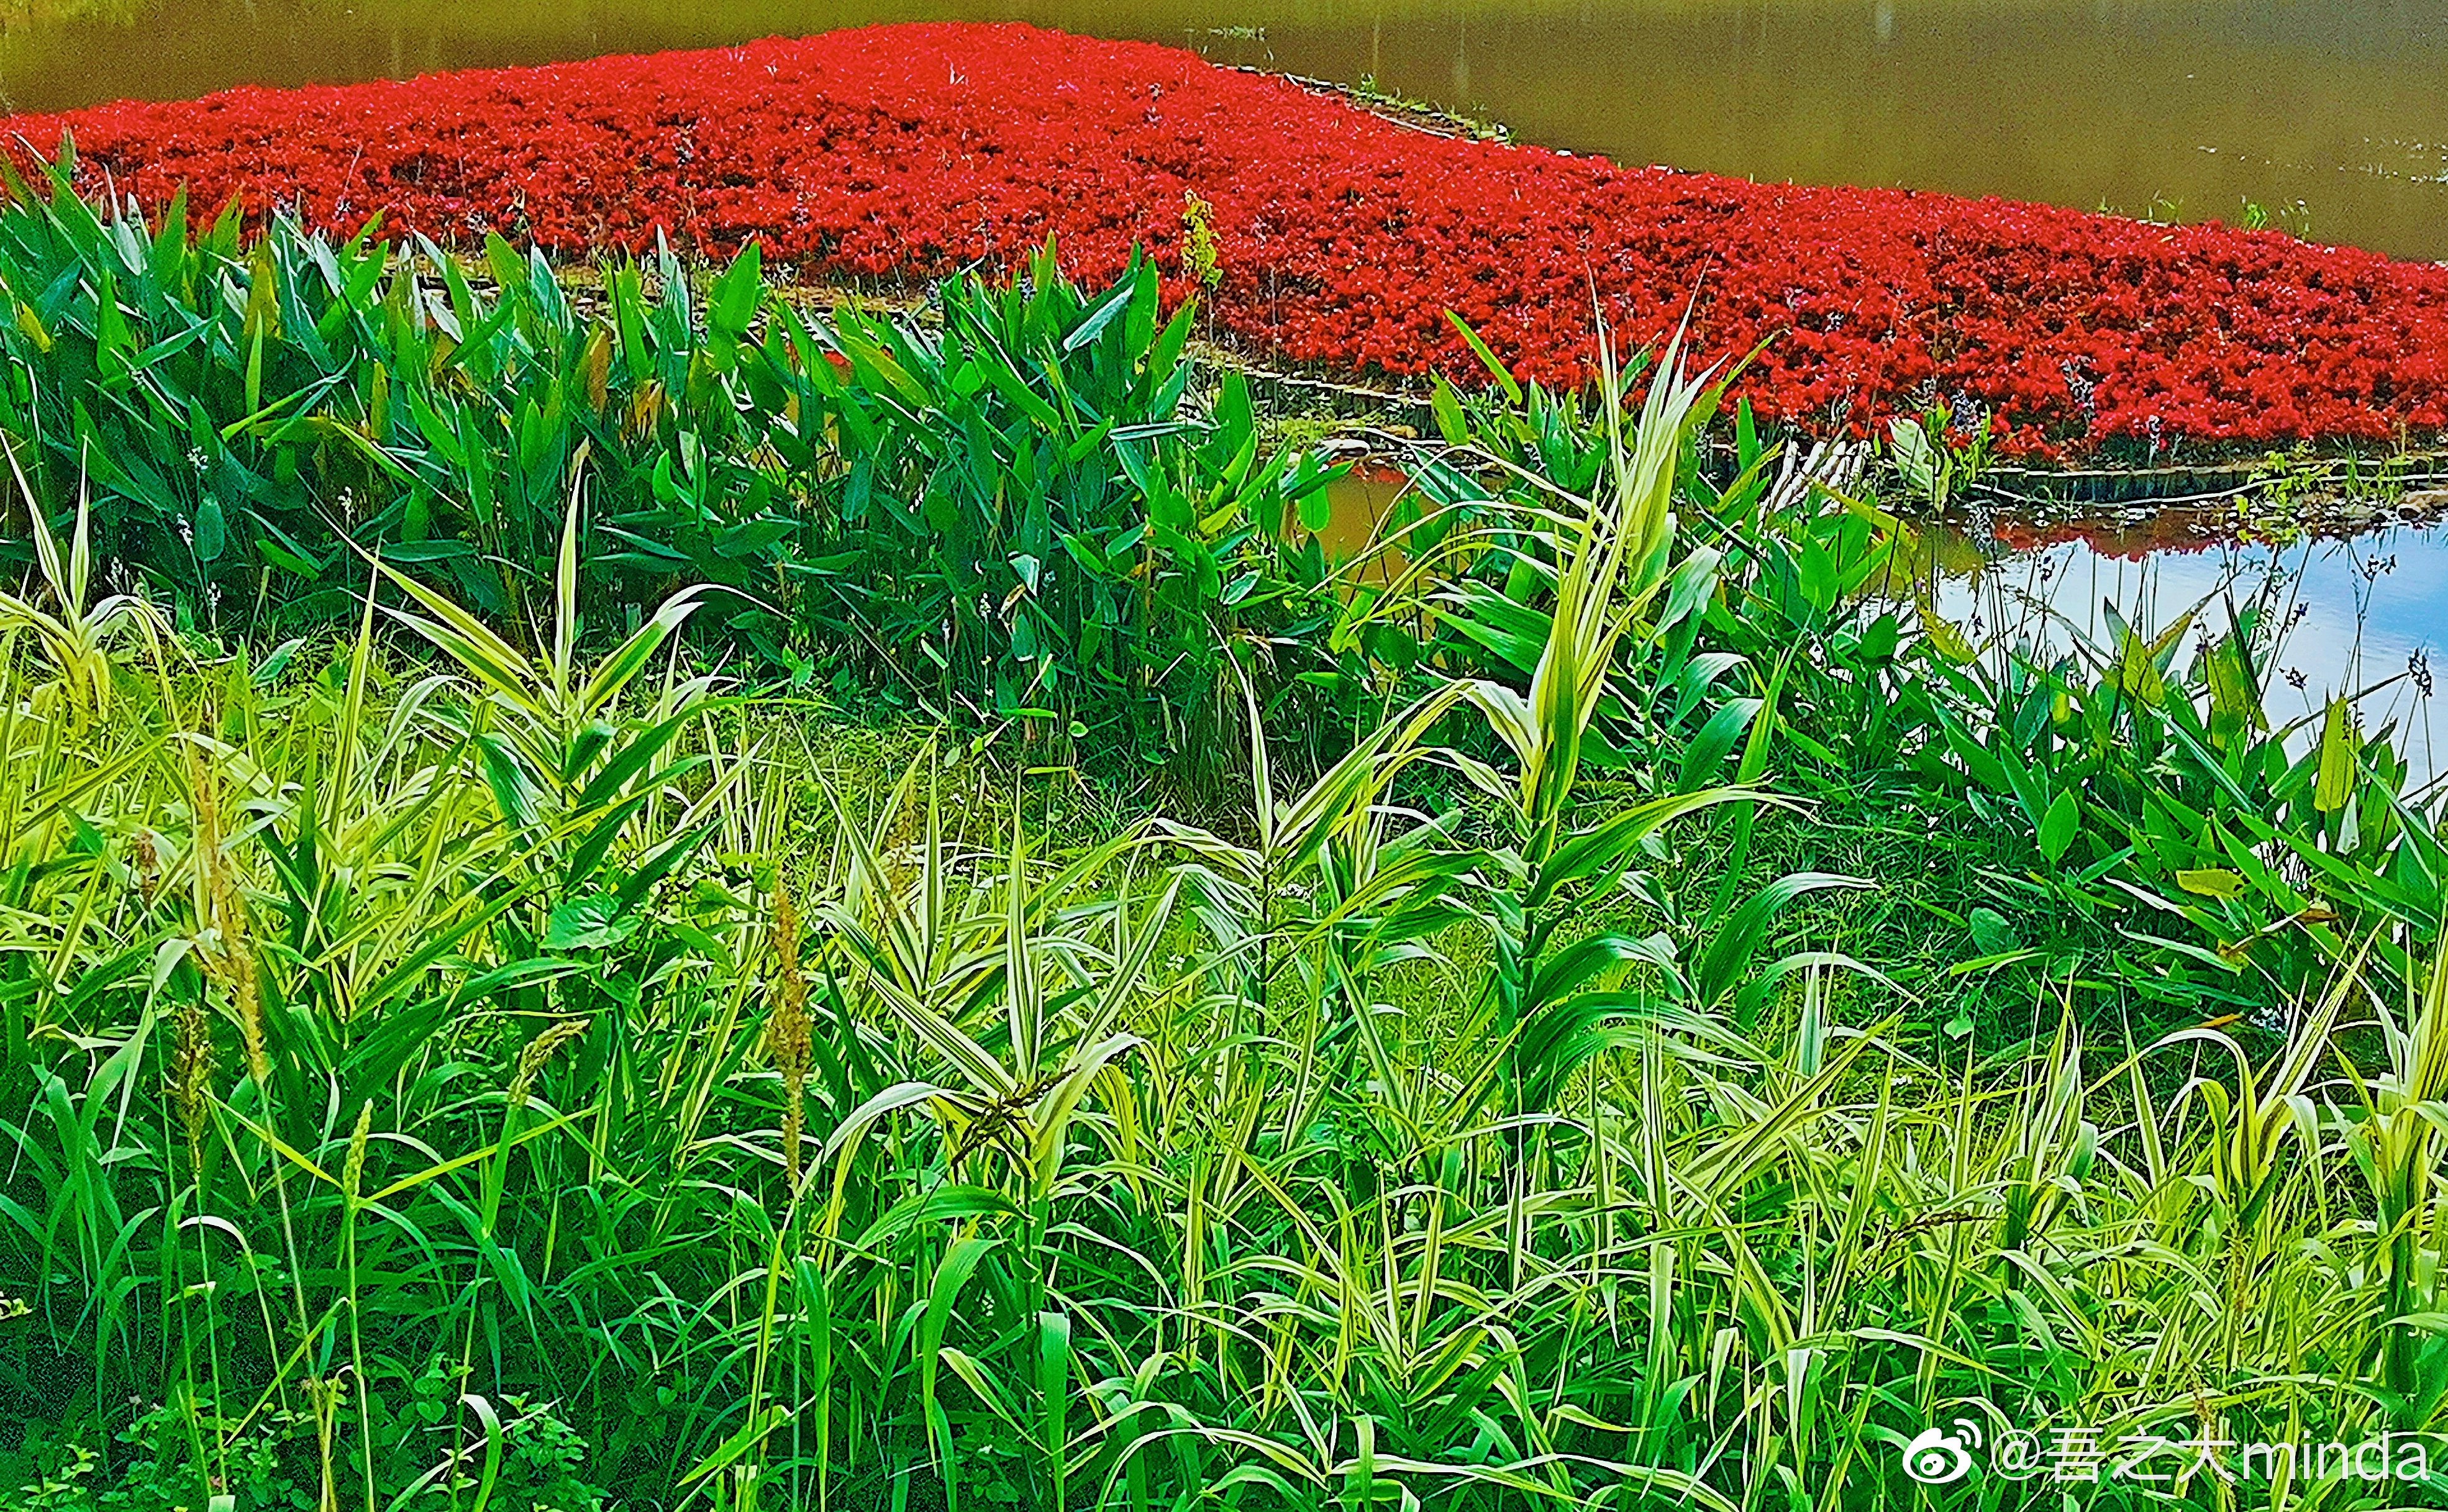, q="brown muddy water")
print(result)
[0,0,2444,260]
